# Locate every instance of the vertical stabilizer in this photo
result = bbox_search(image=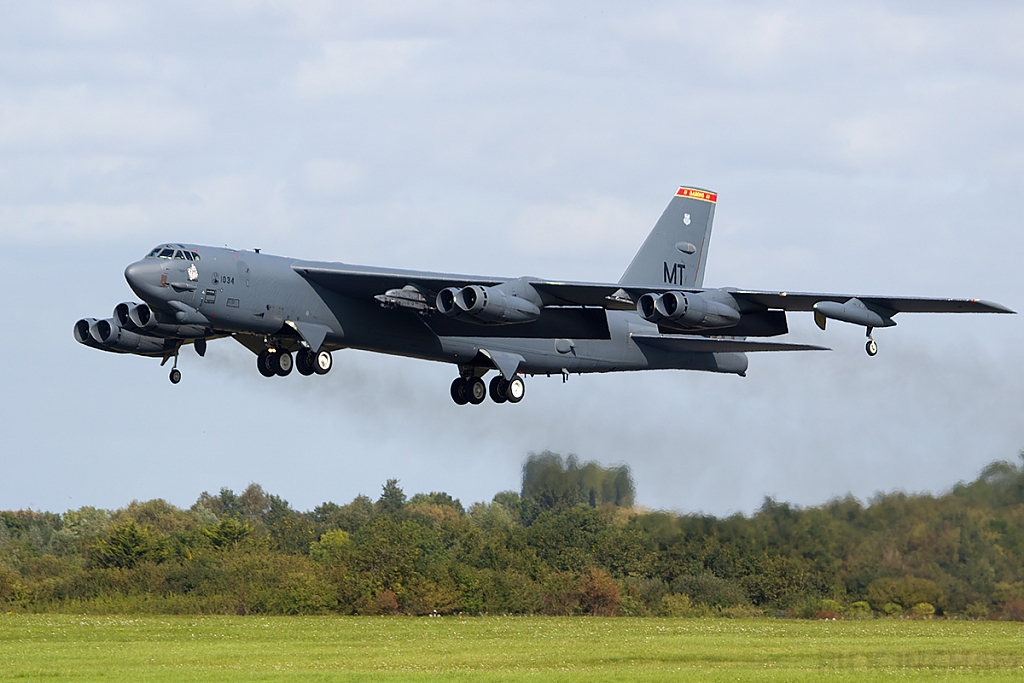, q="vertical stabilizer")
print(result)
[619,187,717,288]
